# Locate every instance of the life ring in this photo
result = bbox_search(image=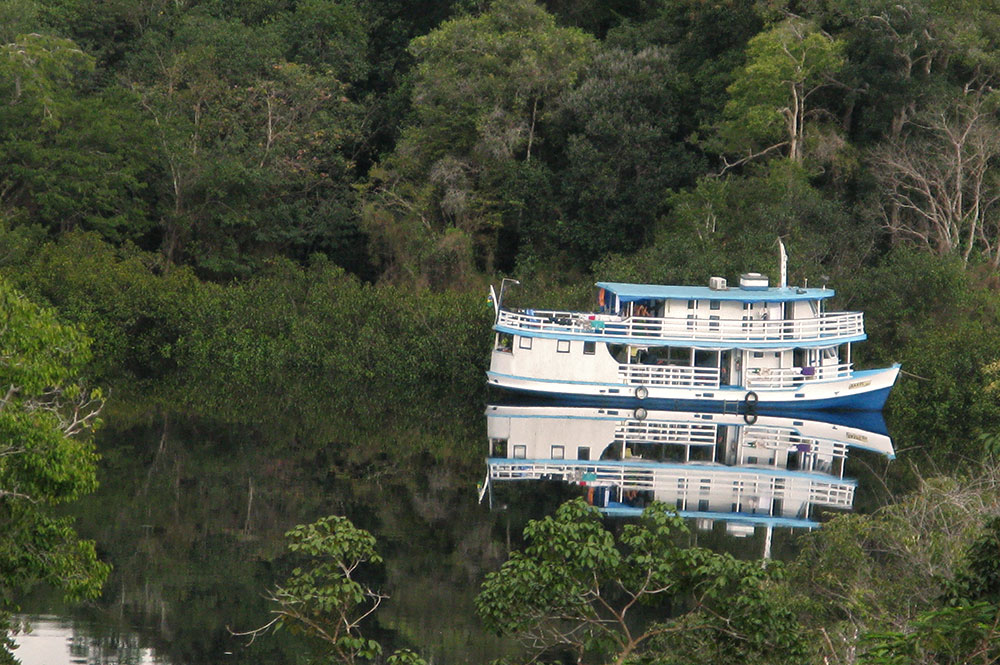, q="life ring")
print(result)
[633,407,648,420]
[743,412,758,425]
[744,391,758,408]
[635,386,648,400]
